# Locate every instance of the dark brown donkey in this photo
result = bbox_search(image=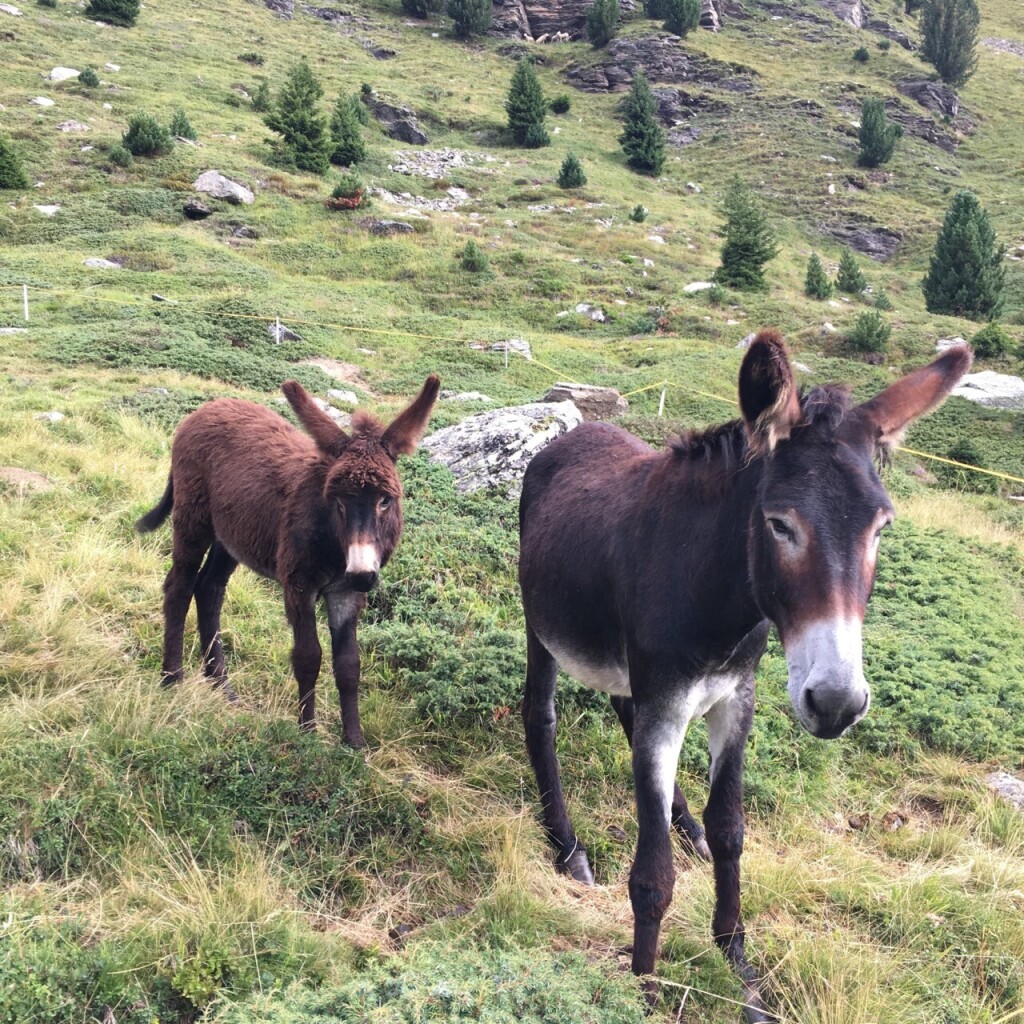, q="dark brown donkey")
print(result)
[518,332,970,1021]
[137,375,440,745]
